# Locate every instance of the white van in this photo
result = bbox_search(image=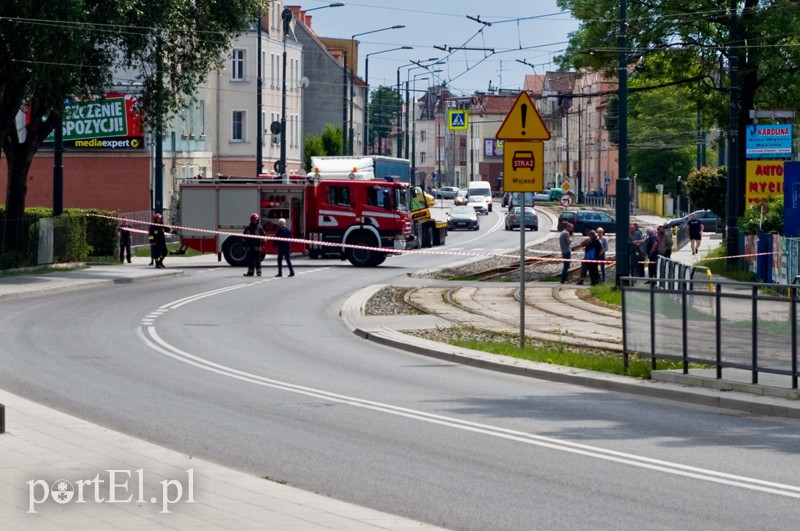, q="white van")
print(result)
[466,181,493,212]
